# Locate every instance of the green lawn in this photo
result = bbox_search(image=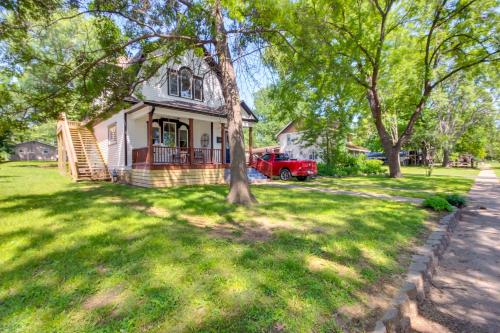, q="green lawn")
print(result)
[489,161,500,177]
[290,166,478,199]
[0,162,428,332]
